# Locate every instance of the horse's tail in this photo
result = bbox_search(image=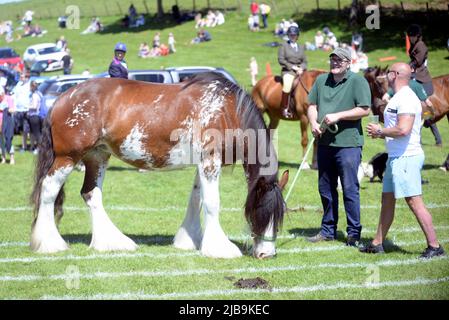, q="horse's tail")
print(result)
[30,109,65,225]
